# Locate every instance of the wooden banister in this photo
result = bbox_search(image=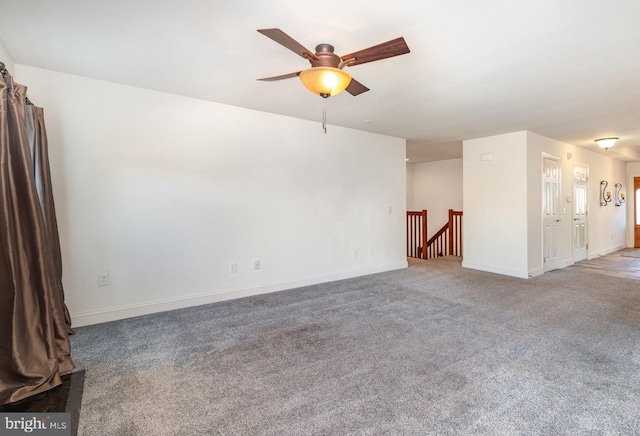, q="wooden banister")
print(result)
[448,209,463,257]
[407,209,462,260]
[422,209,463,260]
[406,210,427,259]
[426,222,448,258]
